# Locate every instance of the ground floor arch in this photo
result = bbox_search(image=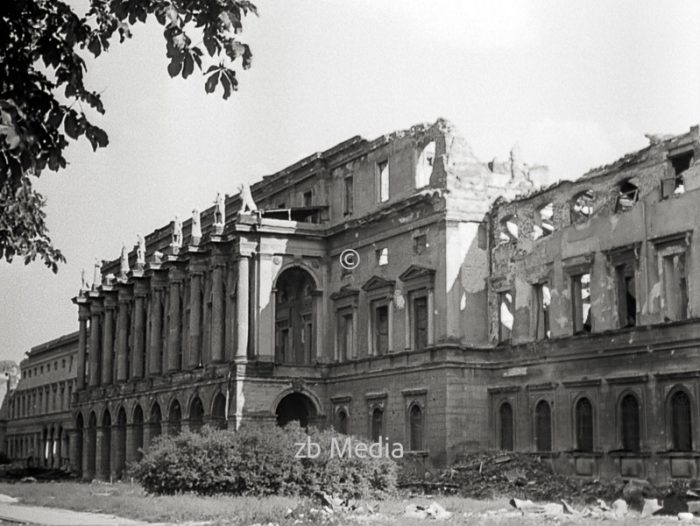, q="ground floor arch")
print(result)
[275,392,318,427]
